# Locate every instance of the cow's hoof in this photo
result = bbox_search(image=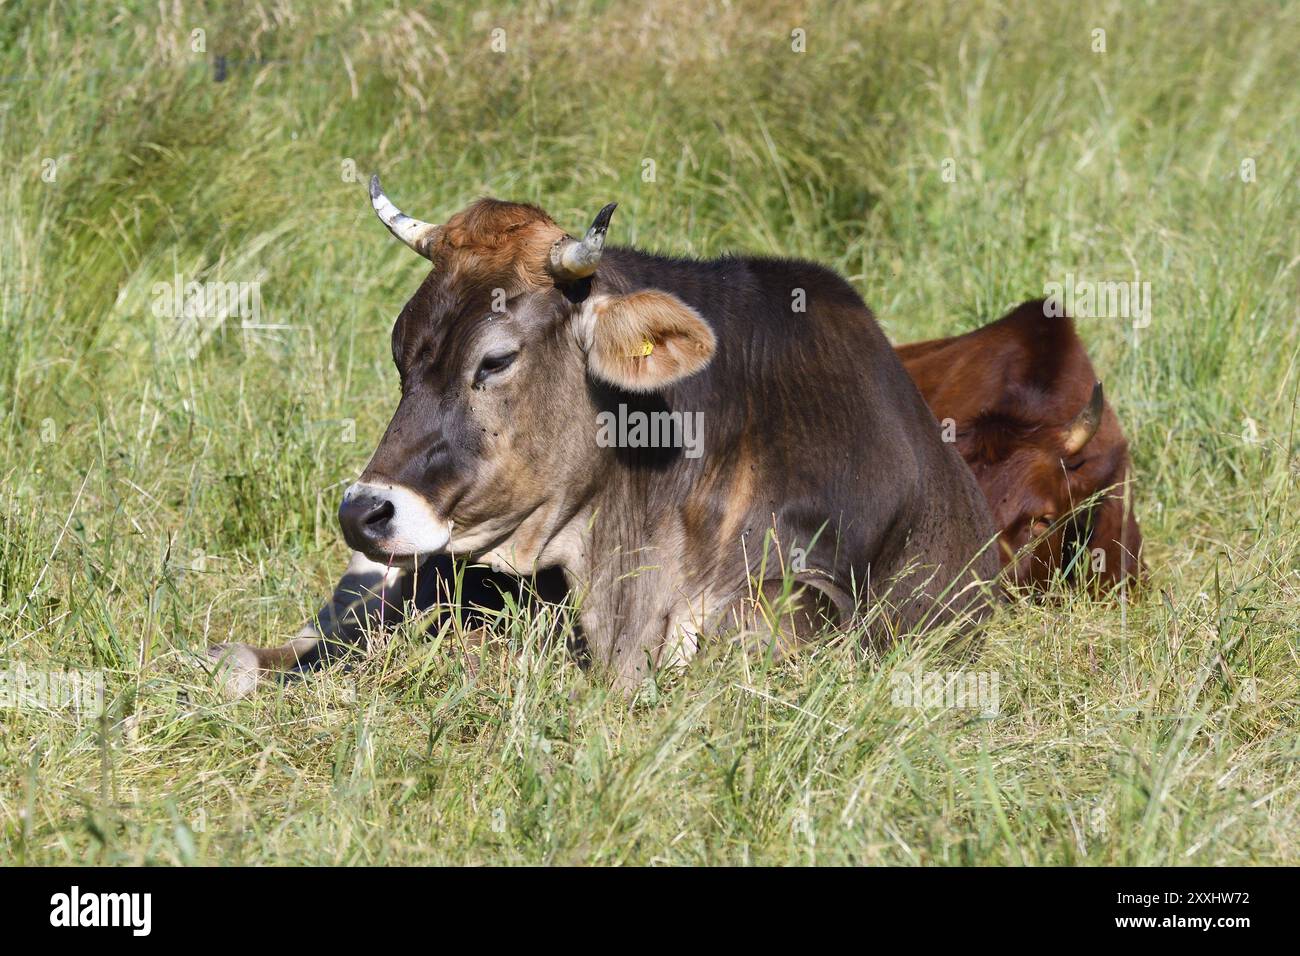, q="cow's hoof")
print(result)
[207,643,261,699]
